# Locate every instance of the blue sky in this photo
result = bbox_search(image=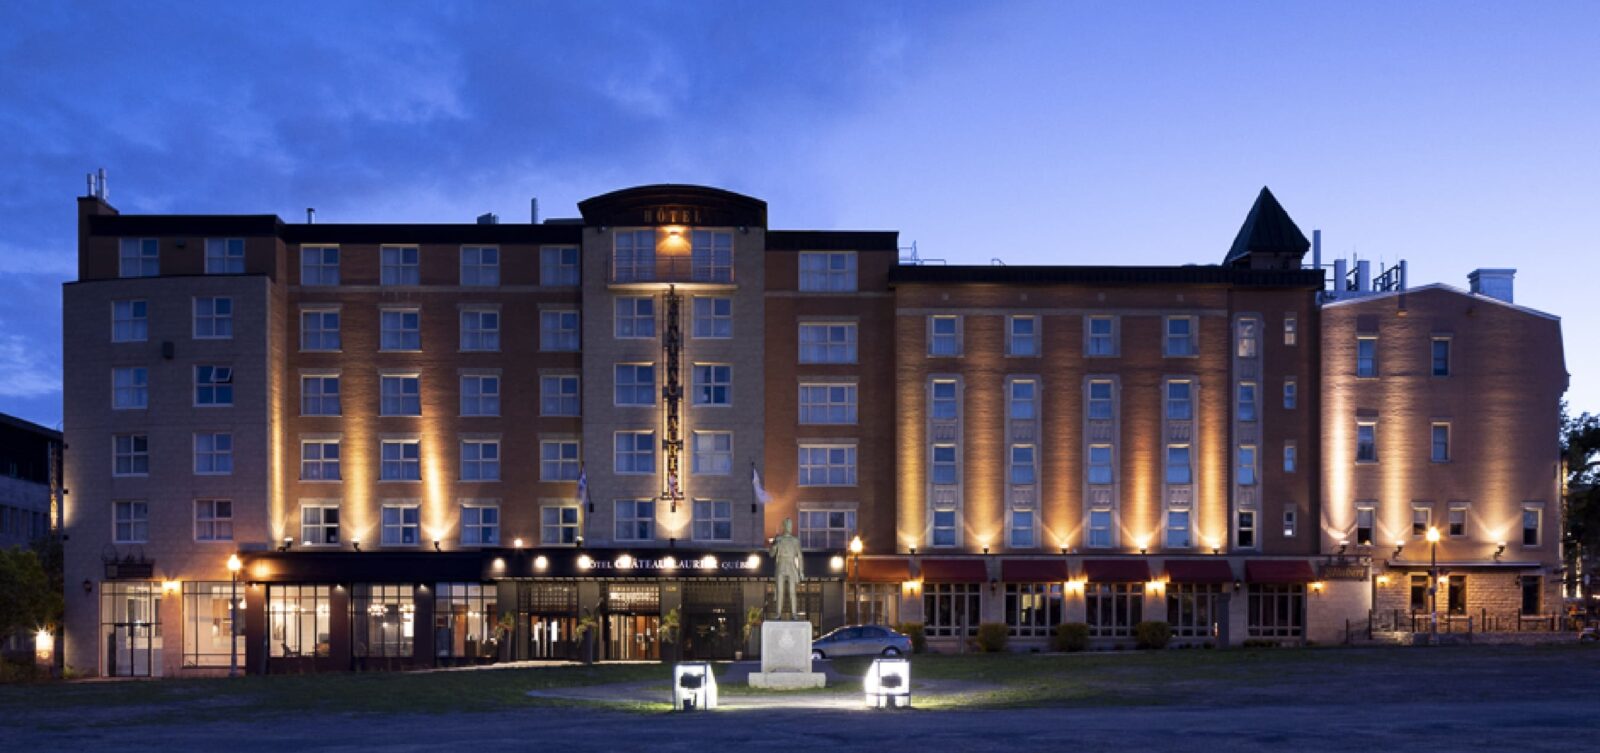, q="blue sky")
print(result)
[1,1,1596,428]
